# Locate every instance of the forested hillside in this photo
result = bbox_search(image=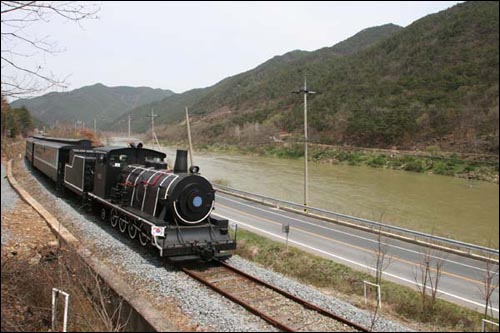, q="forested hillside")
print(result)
[10,83,174,128]
[117,23,403,132]
[122,1,497,154]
